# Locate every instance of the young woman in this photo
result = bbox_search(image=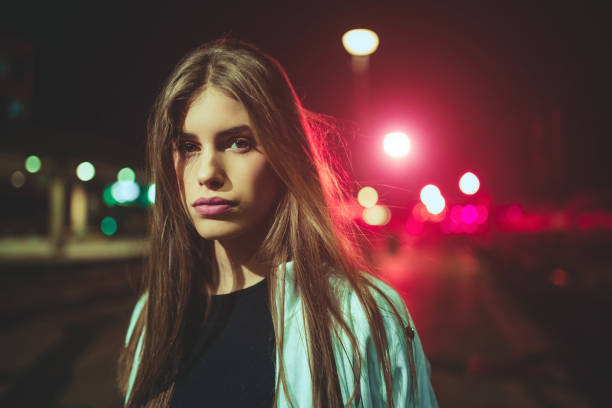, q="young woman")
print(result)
[117,38,438,408]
